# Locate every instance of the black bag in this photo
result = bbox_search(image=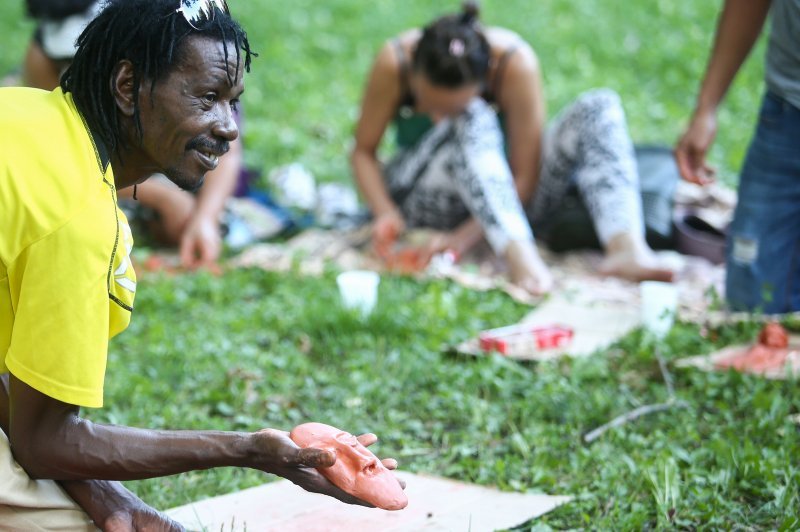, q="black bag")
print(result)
[543,145,679,252]
[26,0,96,20]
